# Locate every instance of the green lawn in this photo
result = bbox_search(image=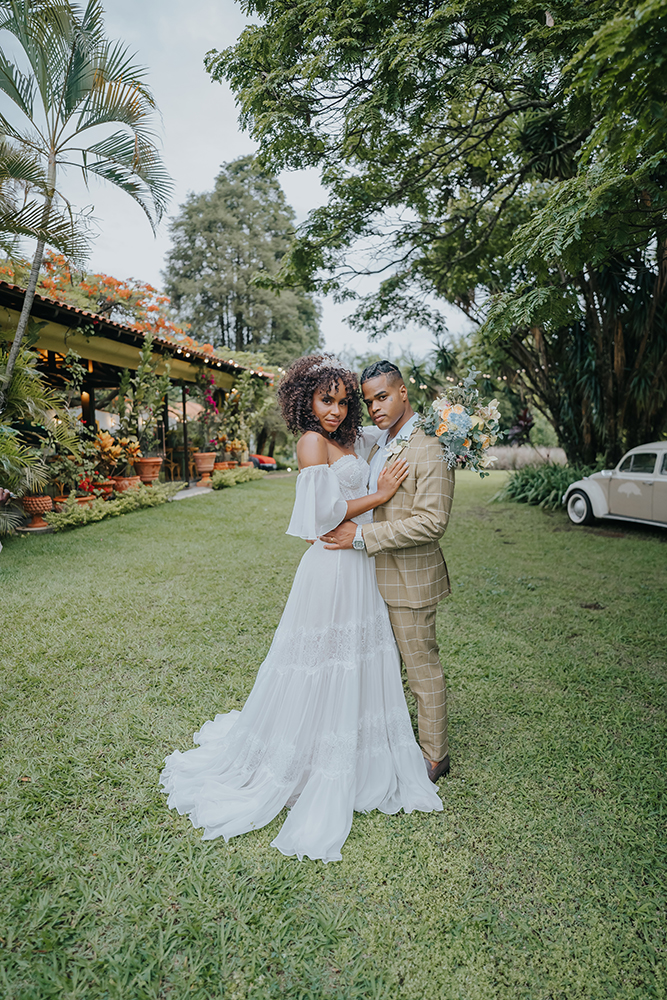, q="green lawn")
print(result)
[1,472,665,1000]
